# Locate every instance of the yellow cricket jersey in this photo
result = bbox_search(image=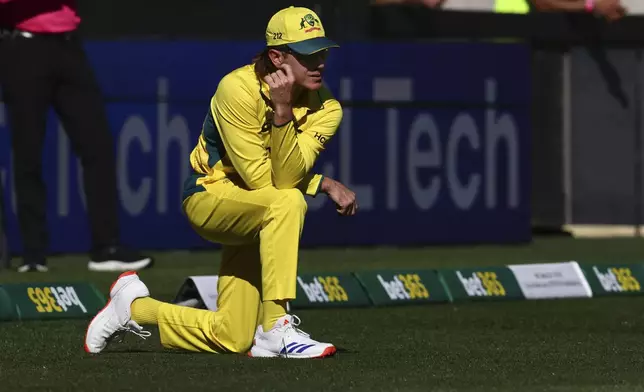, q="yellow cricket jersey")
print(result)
[182,63,342,201]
